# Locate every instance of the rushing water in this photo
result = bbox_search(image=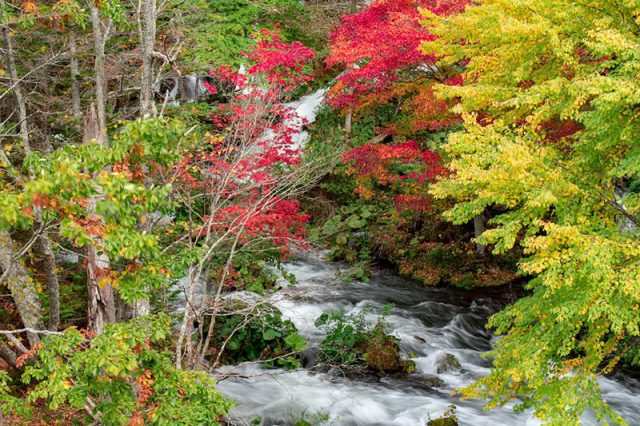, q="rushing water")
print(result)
[286,88,327,149]
[215,253,640,426]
